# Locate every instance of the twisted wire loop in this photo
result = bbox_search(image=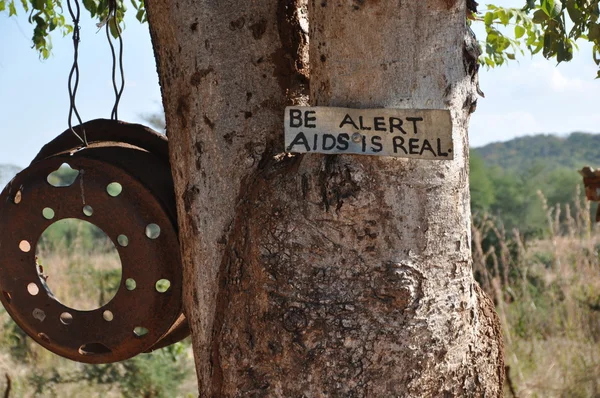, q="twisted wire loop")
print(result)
[106,0,125,121]
[66,0,88,146]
